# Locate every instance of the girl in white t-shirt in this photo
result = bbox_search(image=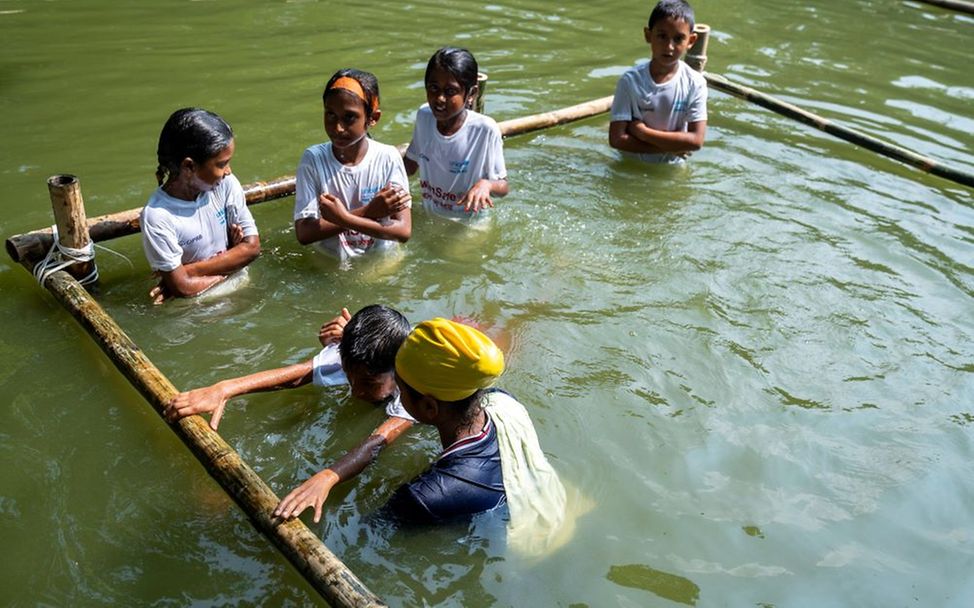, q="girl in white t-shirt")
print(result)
[141,108,261,304]
[293,69,412,260]
[404,48,508,221]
